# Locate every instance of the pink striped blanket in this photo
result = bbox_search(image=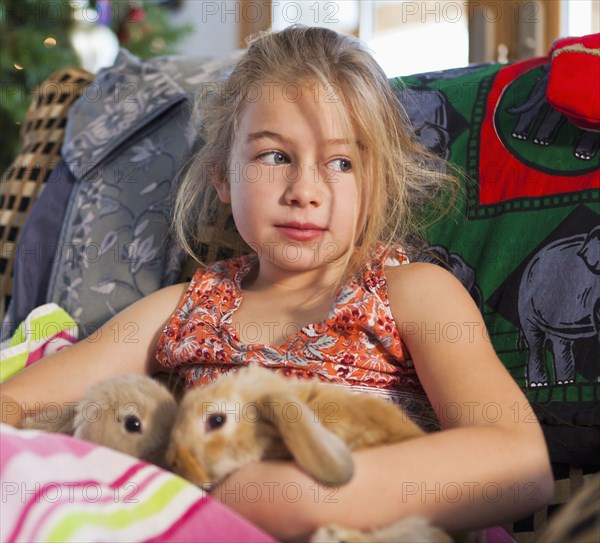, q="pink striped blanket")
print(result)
[0,424,275,543]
